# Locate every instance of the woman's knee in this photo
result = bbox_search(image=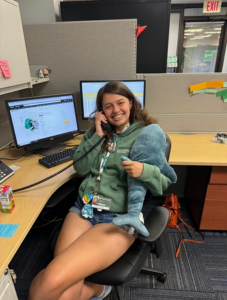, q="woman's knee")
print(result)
[36,266,69,297]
